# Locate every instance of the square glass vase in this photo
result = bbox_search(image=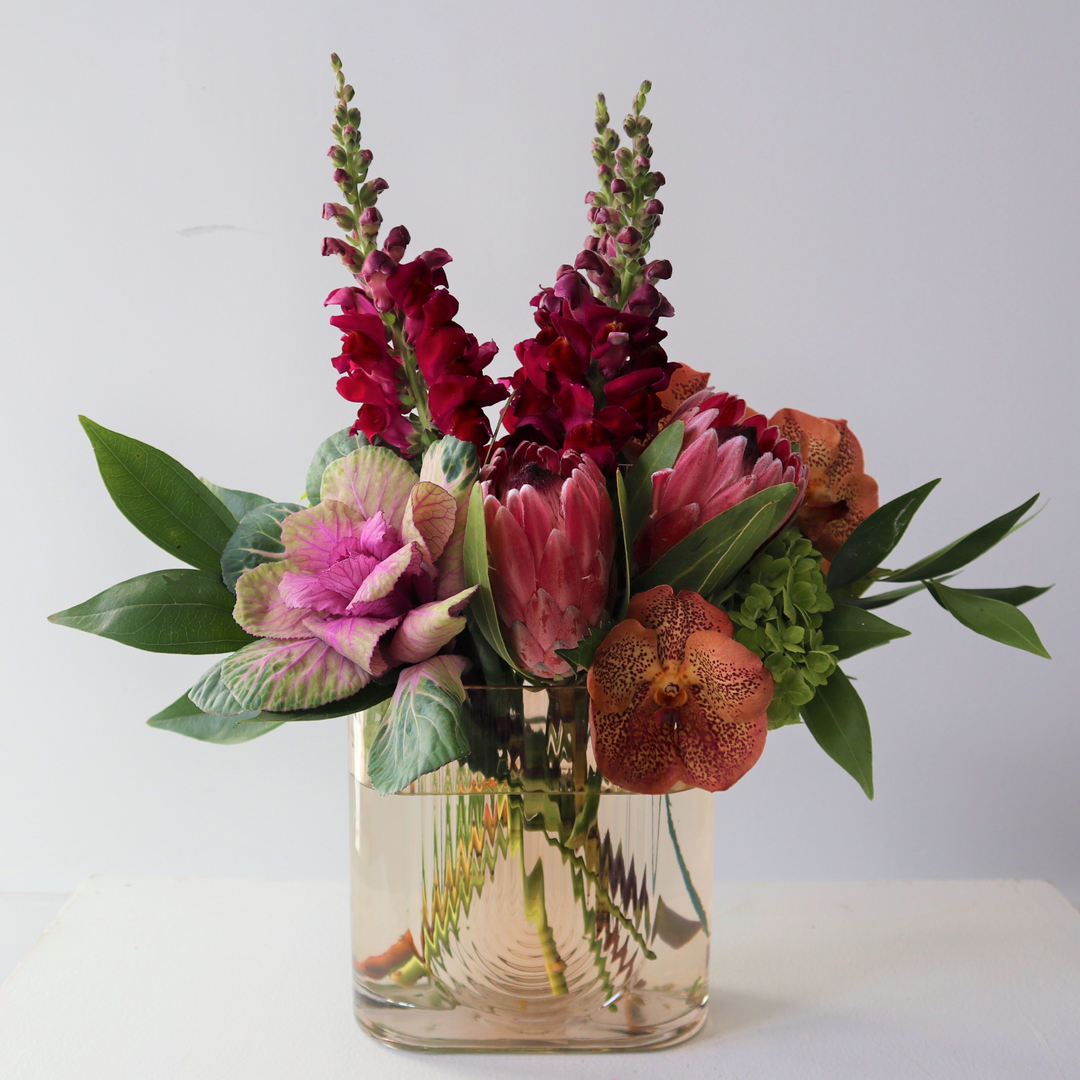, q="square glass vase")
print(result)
[349,685,712,1052]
